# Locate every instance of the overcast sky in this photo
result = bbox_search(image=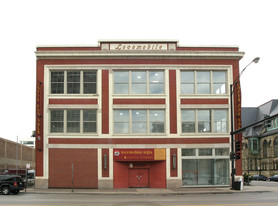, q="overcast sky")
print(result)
[0,0,277,142]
